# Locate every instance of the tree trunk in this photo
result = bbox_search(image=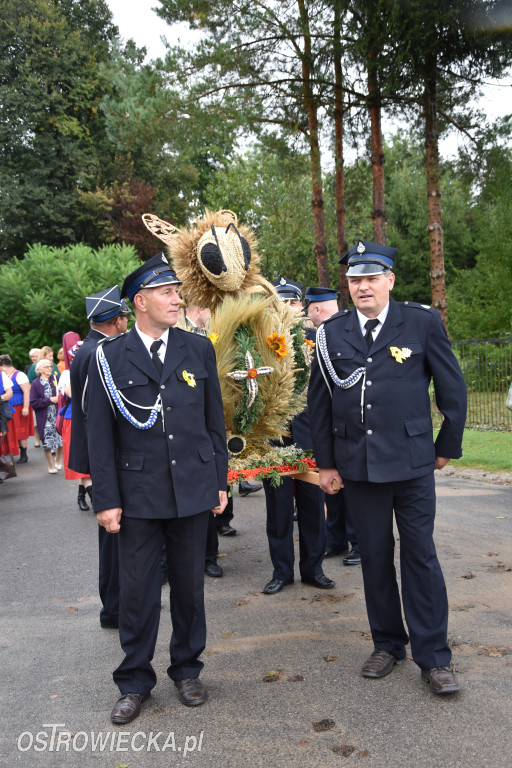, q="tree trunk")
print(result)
[424,55,448,329]
[298,0,329,287]
[333,1,349,309]
[367,42,386,244]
